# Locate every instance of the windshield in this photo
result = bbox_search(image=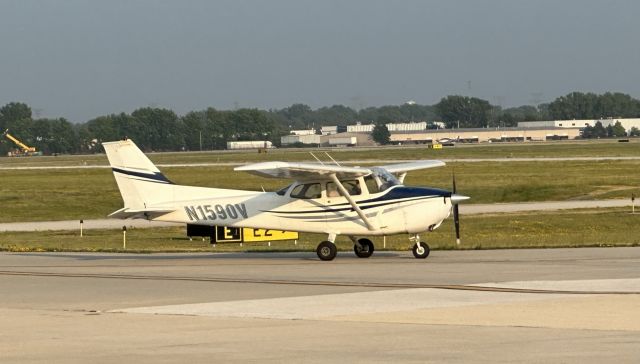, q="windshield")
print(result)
[370,167,401,192]
[276,184,292,196]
